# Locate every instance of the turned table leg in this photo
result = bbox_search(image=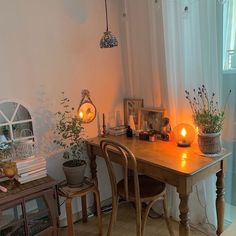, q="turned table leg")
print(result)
[179,193,190,236]
[216,169,225,236]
